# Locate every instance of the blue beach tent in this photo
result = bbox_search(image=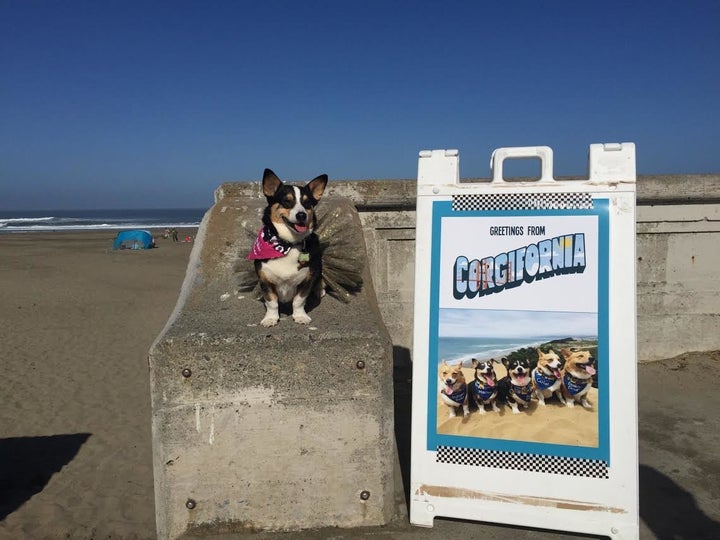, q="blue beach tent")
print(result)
[112,229,155,250]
